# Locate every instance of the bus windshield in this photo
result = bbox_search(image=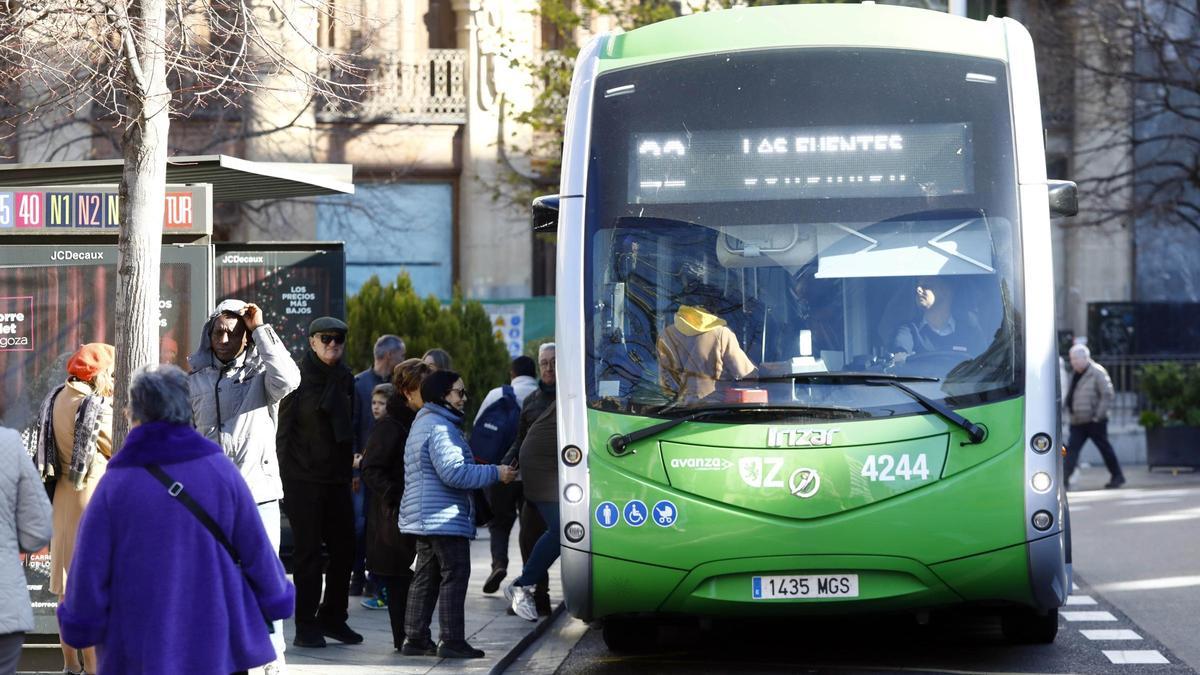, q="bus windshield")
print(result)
[584,48,1022,419]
